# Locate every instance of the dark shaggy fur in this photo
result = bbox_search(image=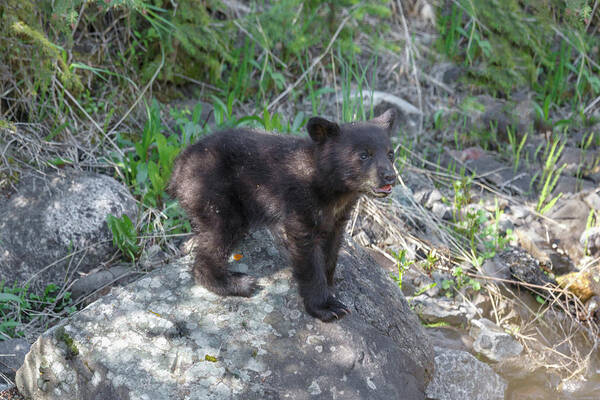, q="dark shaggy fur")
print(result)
[168,109,397,322]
